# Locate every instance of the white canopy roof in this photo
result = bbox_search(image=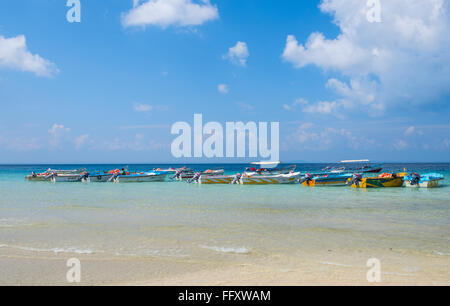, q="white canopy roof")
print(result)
[339,159,370,163]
